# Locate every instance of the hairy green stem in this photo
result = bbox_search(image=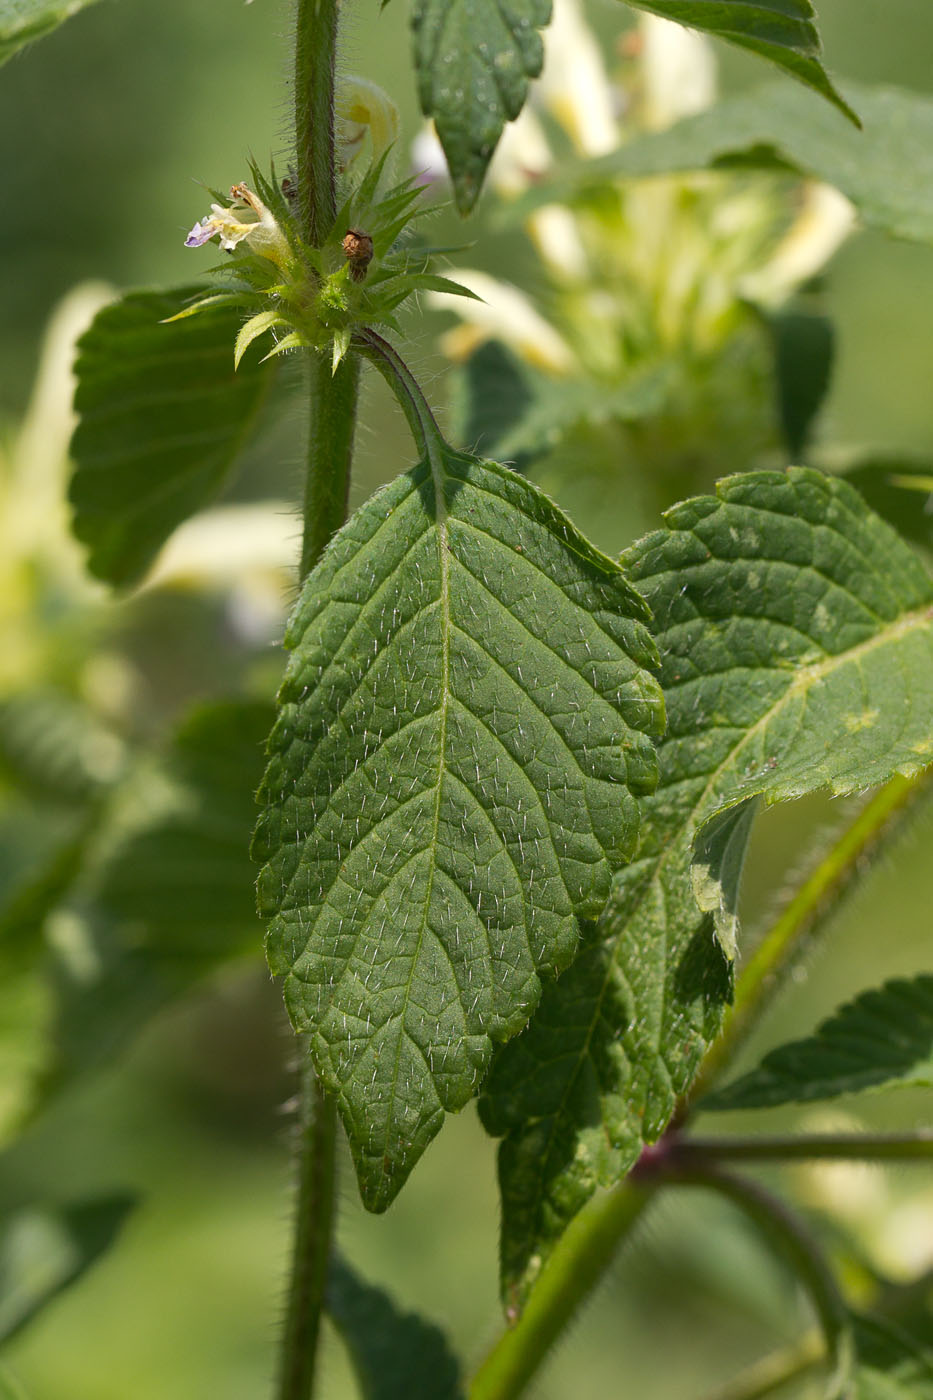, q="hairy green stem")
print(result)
[282,347,355,1392]
[352,327,443,457]
[294,0,339,246]
[278,1060,338,1400]
[688,769,932,1105]
[279,5,352,1397]
[676,1131,933,1165]
[468,1182,653,1400]
[300,350,361,579]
